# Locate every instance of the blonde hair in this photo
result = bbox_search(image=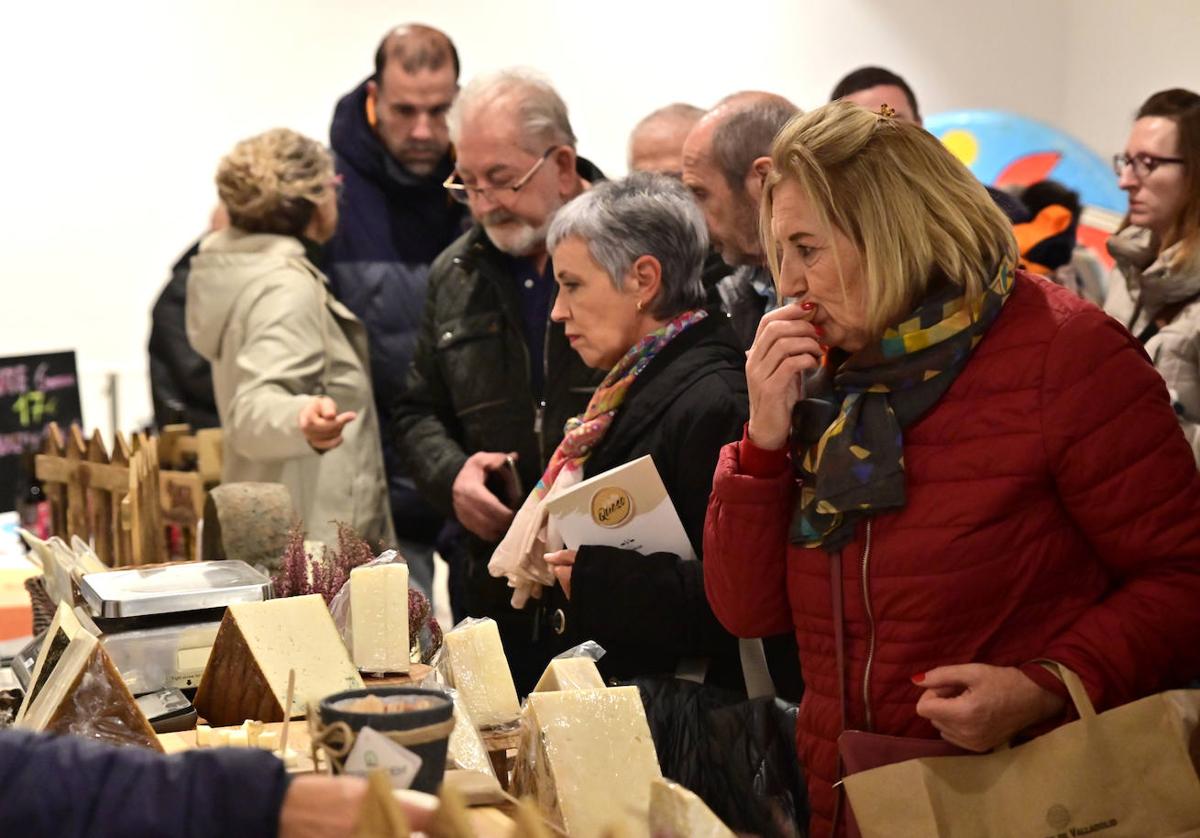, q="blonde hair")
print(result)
[761,101,1017,337]
[215,128,335,237]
